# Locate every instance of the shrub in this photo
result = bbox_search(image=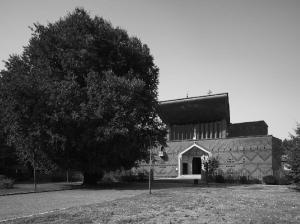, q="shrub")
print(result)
[204,157,220,181]
[277,176,292,185]
[120,174,137,182]
[249,178,262,184]
[263,175,277,185]
[239,176,249,184]
[0,178,15,189]
[137,172,146,182]
[101,174,119,183]
[206,174,215,183]
[225,175,236,183]
[215,175,225,183]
